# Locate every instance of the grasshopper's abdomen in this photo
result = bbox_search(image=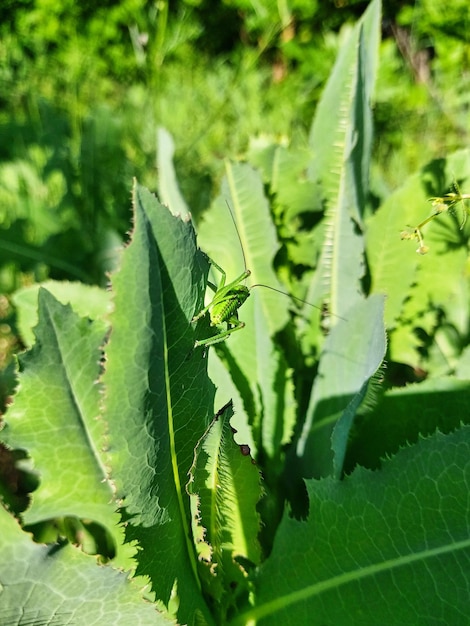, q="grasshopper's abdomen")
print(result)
[210,285,250,326]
